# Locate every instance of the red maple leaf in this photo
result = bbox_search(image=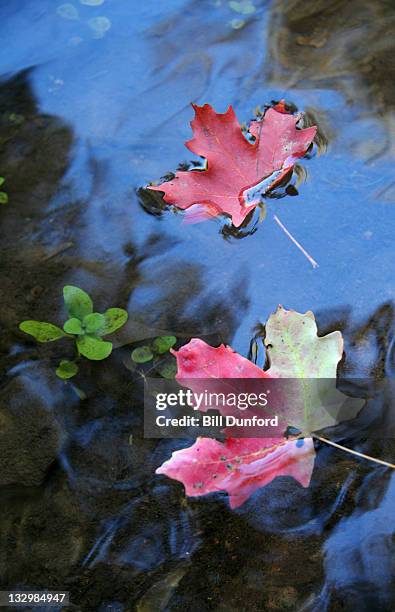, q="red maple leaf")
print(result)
[172,337,271,380]
[171,338,285,437]
[148,103,316,227]
[156,436,315,509]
